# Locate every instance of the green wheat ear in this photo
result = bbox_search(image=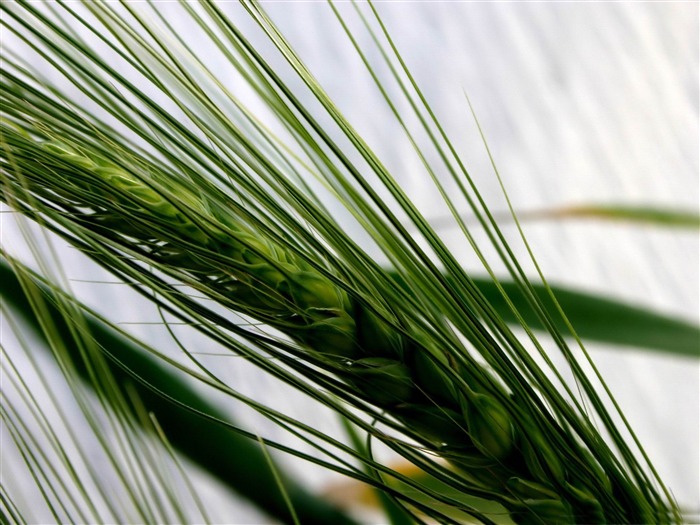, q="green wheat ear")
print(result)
[0,1,683,522]
[0,132,664,524]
